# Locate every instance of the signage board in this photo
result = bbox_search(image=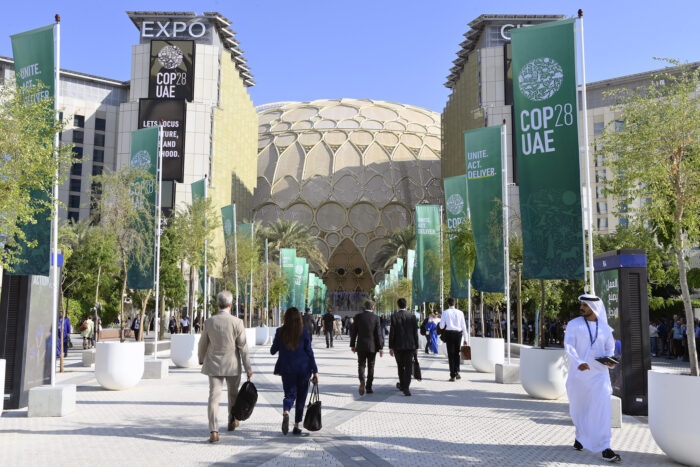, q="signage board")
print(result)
[149,40,194,101]
[138,99,186,182]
